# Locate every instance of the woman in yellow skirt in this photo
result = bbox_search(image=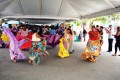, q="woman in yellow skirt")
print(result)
[58,34,69,58]
[81,26,101,62]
